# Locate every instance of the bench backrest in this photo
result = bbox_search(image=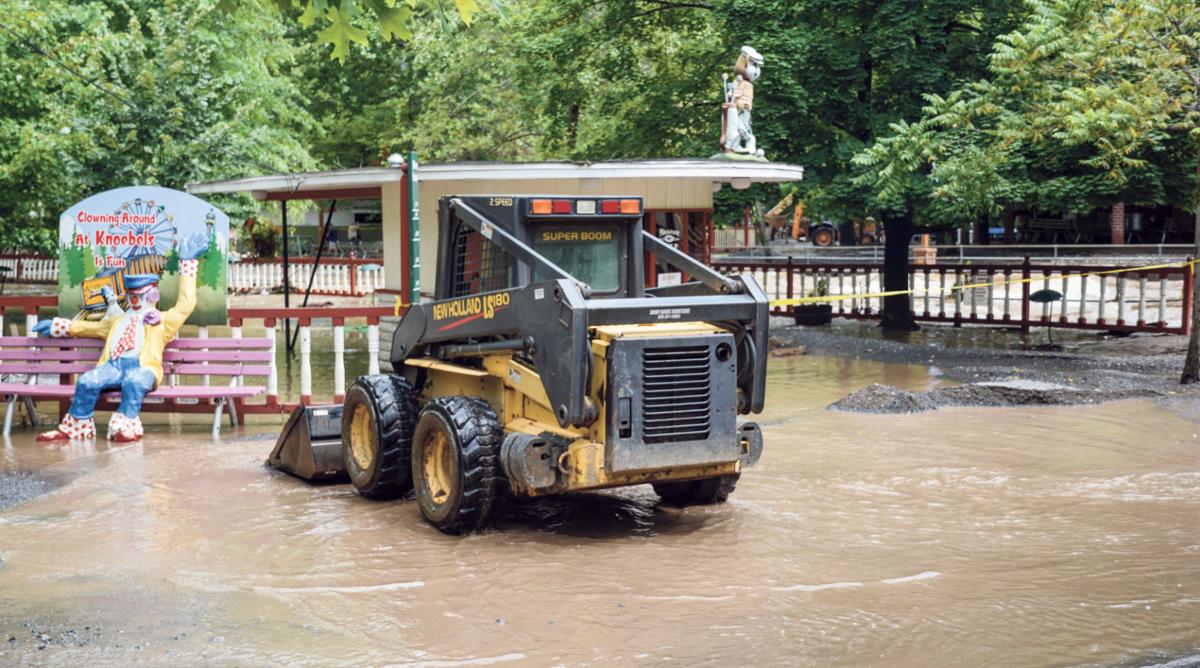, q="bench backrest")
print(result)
[0,336,273,380]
